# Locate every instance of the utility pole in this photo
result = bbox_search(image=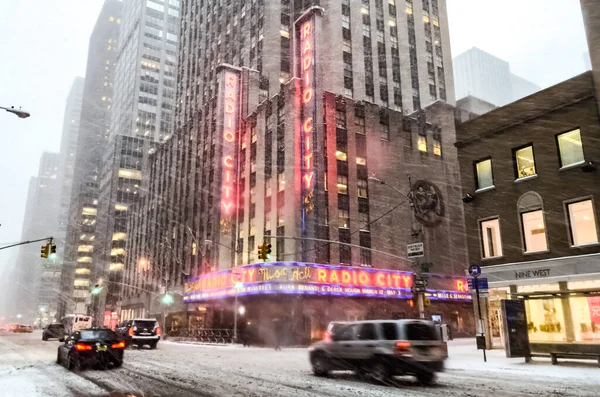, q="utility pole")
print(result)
[0,237,54,252]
